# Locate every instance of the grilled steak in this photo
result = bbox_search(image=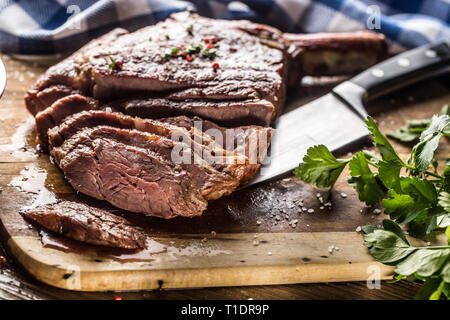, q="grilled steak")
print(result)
[26,12,287,126]
[25,12,386,126]
[24,11,387,222]
[21,201,147,249]
[47,110,271,218]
